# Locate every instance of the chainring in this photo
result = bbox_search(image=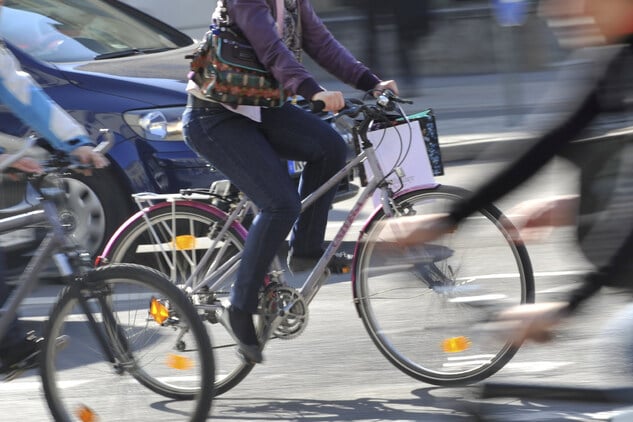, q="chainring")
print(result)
[261,284,308,340]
